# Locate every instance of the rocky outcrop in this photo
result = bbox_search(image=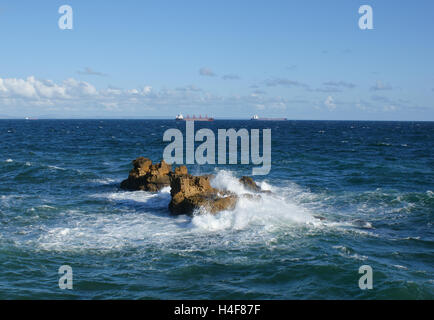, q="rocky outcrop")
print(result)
[168,169,237,215]
[120,157,264,215]
[120,157,172,192]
